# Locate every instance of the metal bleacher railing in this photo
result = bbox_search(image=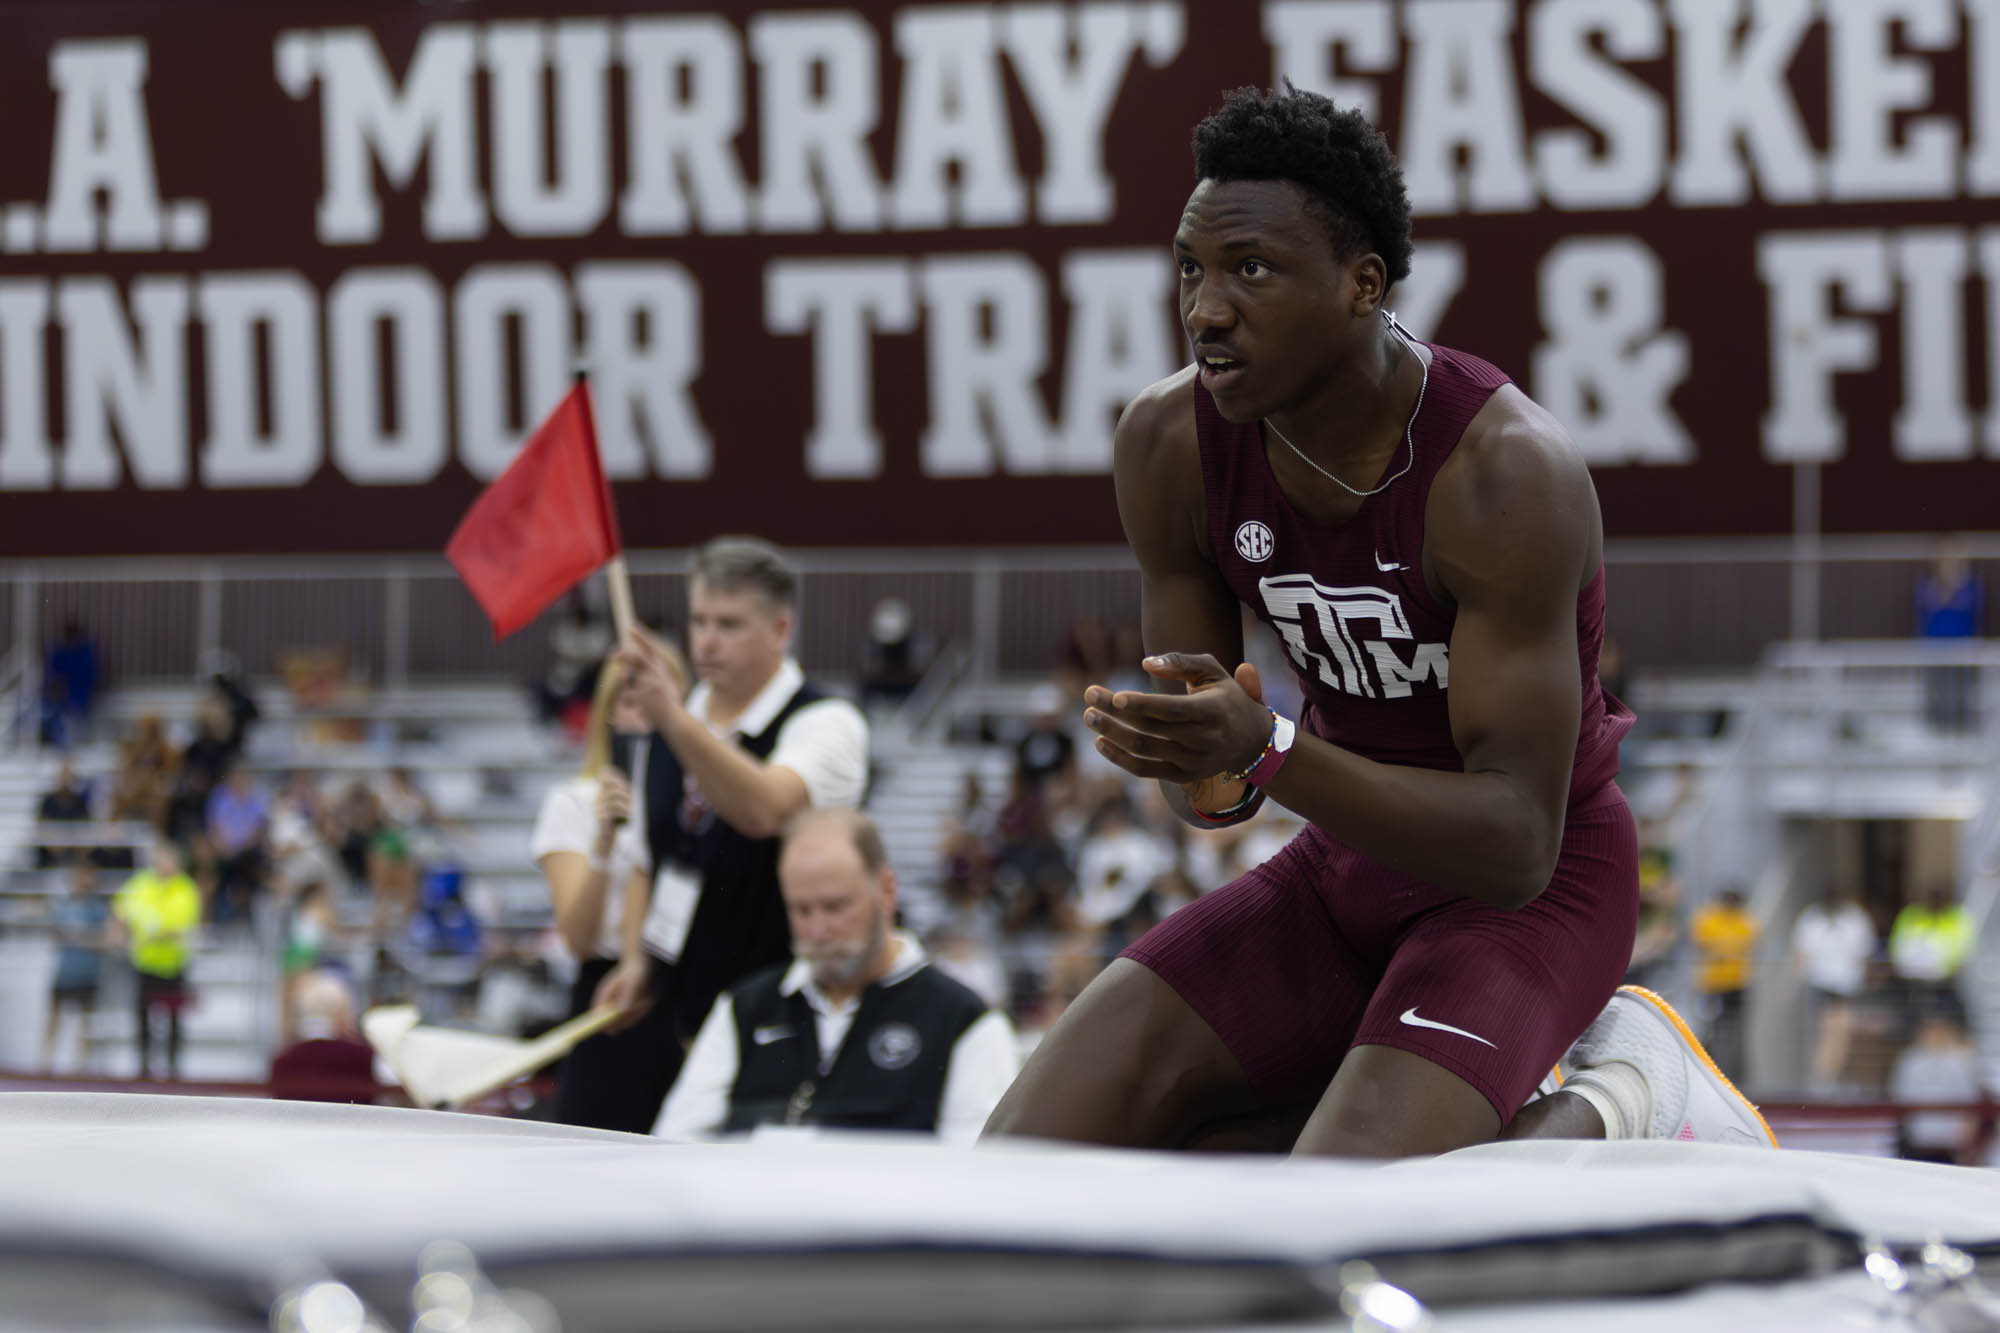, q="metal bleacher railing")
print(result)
[0,548,1145,708]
